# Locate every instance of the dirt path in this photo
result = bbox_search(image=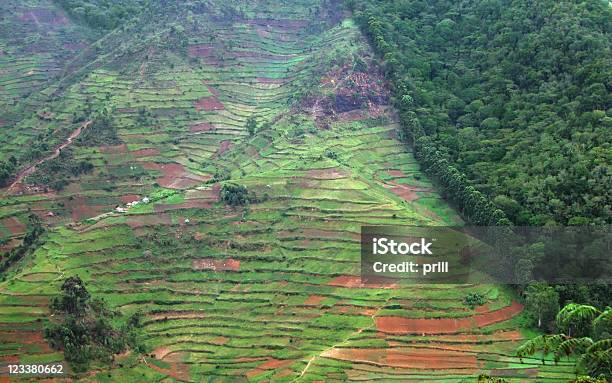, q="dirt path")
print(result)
[6,120,92,195]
